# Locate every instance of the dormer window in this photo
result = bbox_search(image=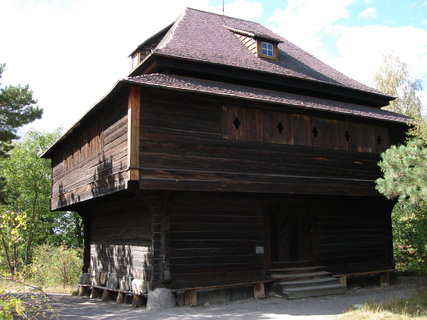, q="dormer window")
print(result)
[224,25,280,62]
[260,42,274,58]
